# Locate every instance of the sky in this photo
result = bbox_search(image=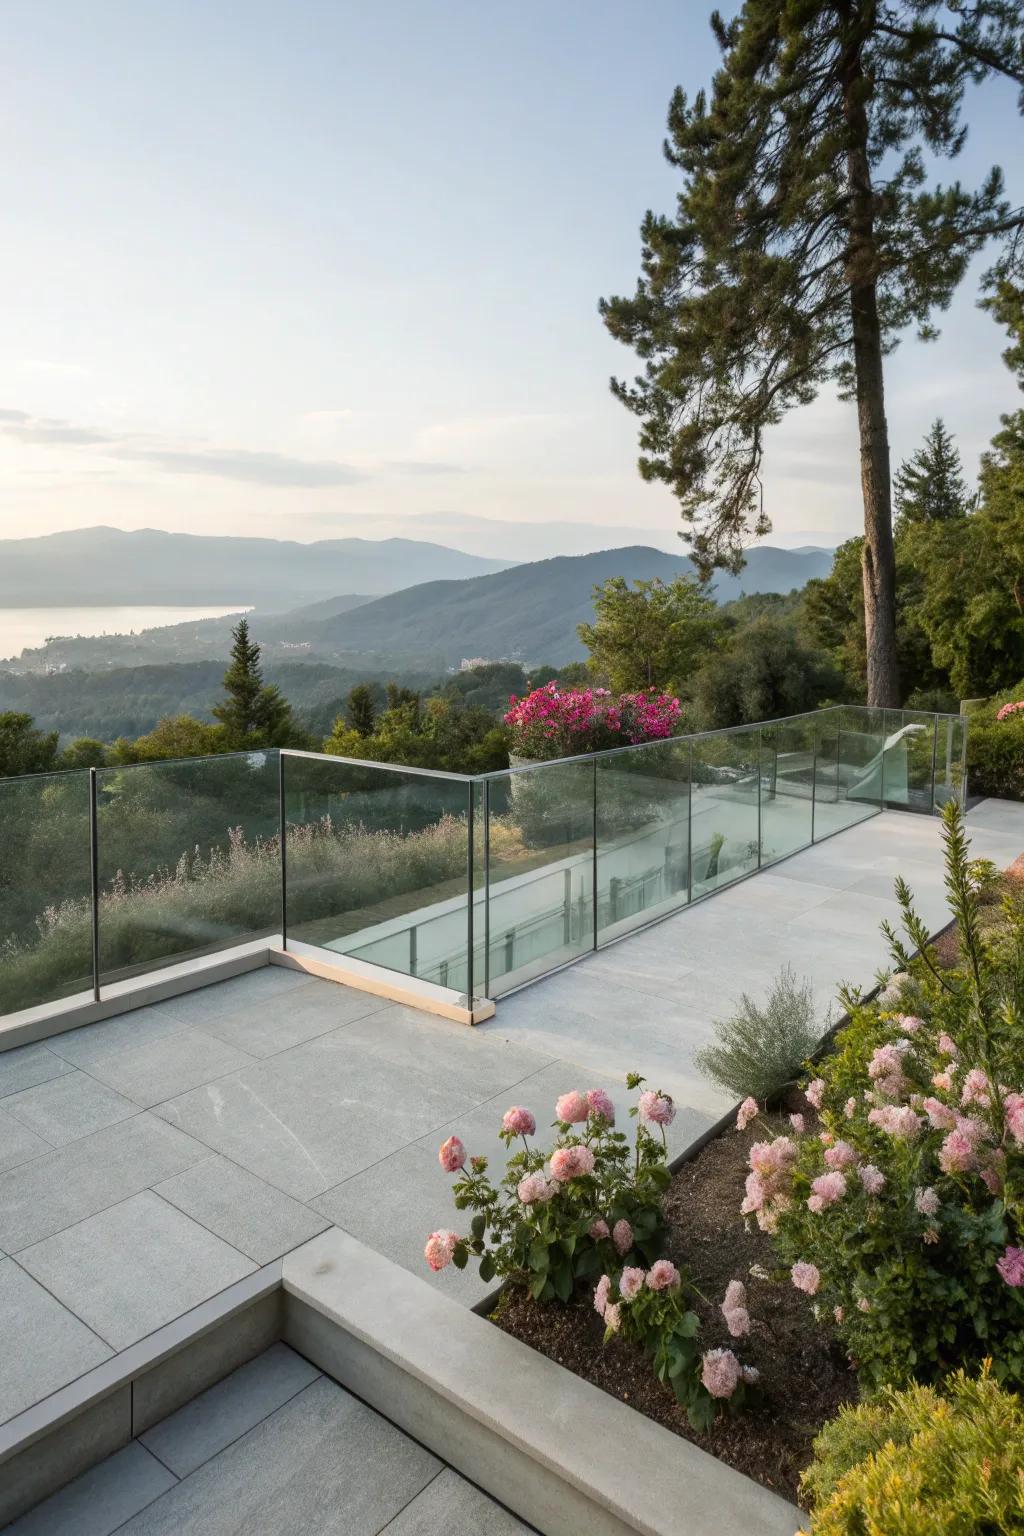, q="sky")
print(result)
[0,0,1021,560]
